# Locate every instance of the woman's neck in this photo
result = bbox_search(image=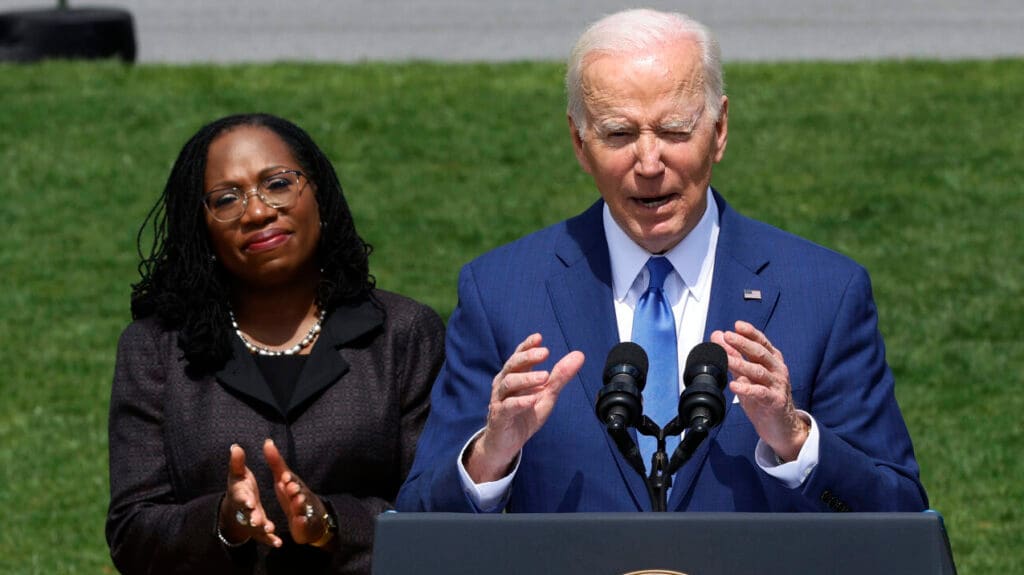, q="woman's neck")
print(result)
[230,270,324,350]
